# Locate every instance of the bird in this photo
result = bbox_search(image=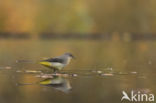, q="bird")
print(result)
[39,53,74,72]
